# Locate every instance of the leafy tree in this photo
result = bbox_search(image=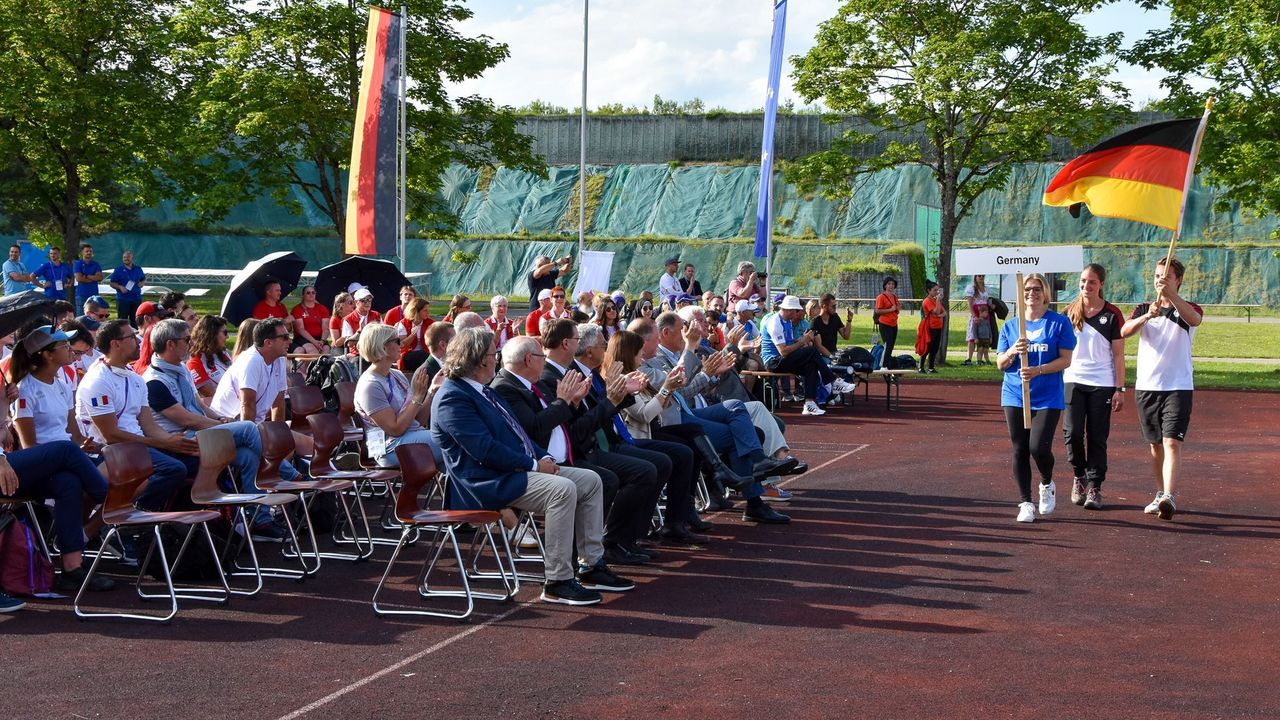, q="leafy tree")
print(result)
[178,0,543,241]
[1127,0,1280,222]
[789,0,1129,317]
[0,0,182,263]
